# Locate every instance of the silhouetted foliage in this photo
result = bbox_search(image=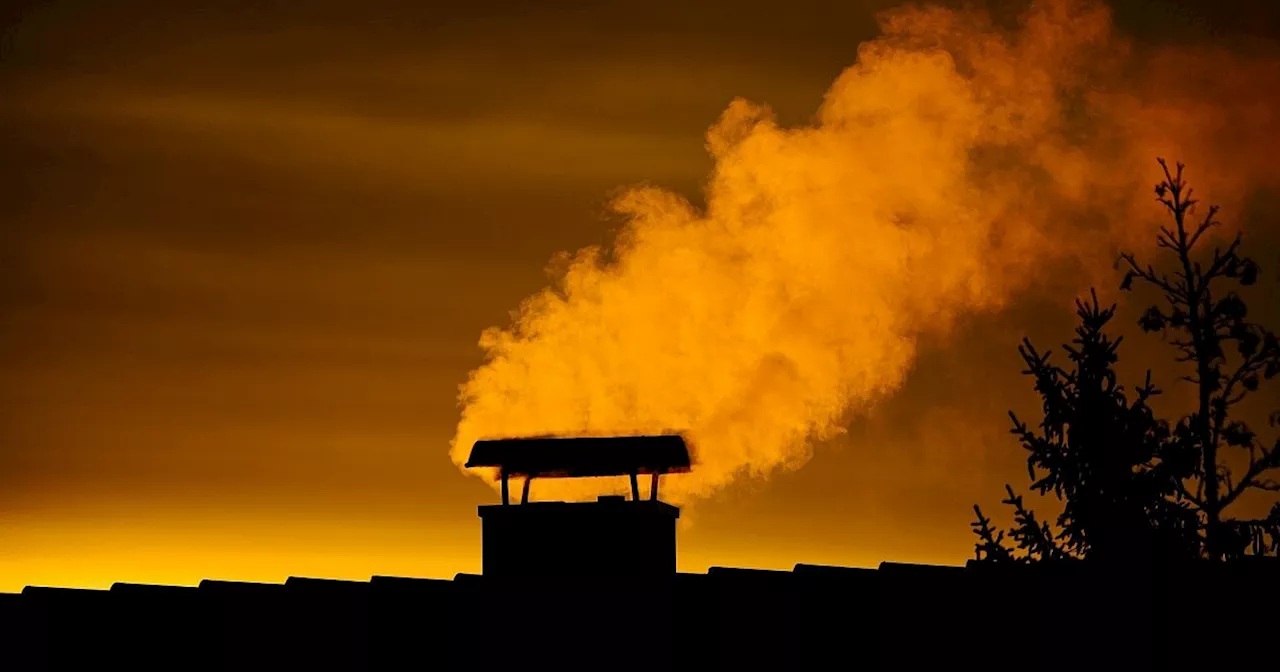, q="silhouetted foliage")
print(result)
[974,160,1280,564]
[1120,159,1280,560]
[972,292,1192,564]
